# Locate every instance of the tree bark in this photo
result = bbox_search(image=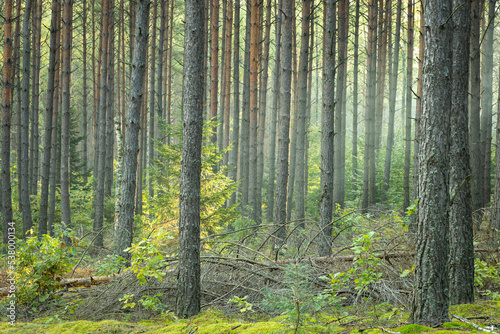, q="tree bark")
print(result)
[352,0,360,193]
[403,0,414,211]
[382,0,401,202]
[176,0,205,318]
[480,0,495,206]
[105,2,115,199]
[266,0,281,223]
[223,0,233,166]
[273,0,293,246]
[148,0,157,199]
[61,0,73,238]
[82,0,88,183]
[210,0,220,146]
[319,0,335,256]
[20,0,33,237]
[115,0,151,261]
[1,0,14,247]
[410,0,452,325]
[39,0,61,237]
[469,0,483,212]
[449,0,474,306]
